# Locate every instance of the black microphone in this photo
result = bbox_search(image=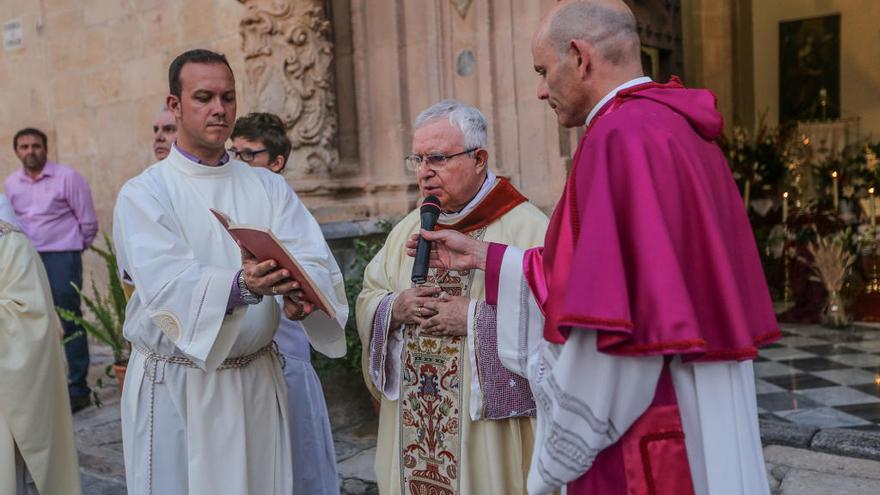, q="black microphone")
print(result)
[411,195,441,285]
